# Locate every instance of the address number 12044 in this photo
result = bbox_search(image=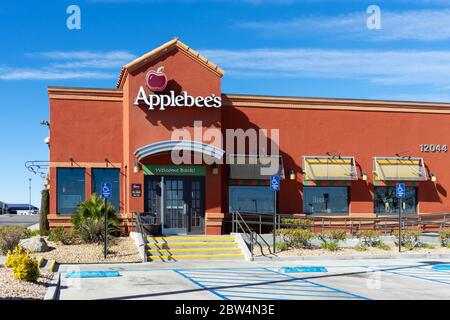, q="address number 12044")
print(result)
[420,144,448,153]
